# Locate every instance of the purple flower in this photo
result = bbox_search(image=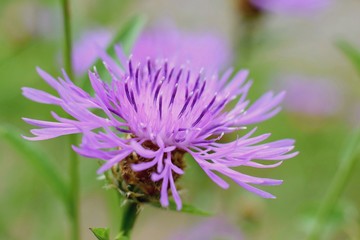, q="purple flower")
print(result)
[275,75,344,117]
[2,2,61,42]
[132,26,231,73]
[70,26,229,77]
[72,29,112,76]
[22,46,297,210]
[346,102,360,128]
[250,0,330,14]
[171,217,244,240]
